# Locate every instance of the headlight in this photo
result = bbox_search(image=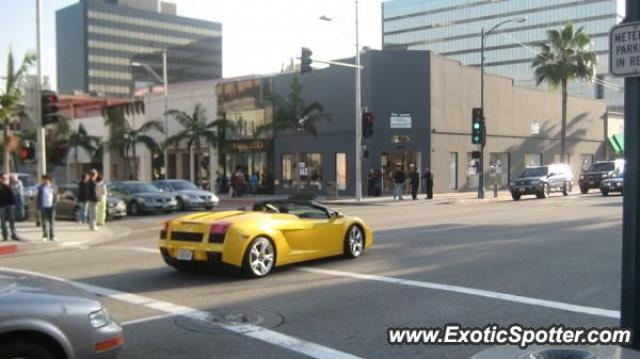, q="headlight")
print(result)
[89,308,110,328]
[579,175,585,180]
[188,194,199,200]
[510,182,516,186]
[137,197,146,203]
[601,173,609,178]
[108,202,116,208]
